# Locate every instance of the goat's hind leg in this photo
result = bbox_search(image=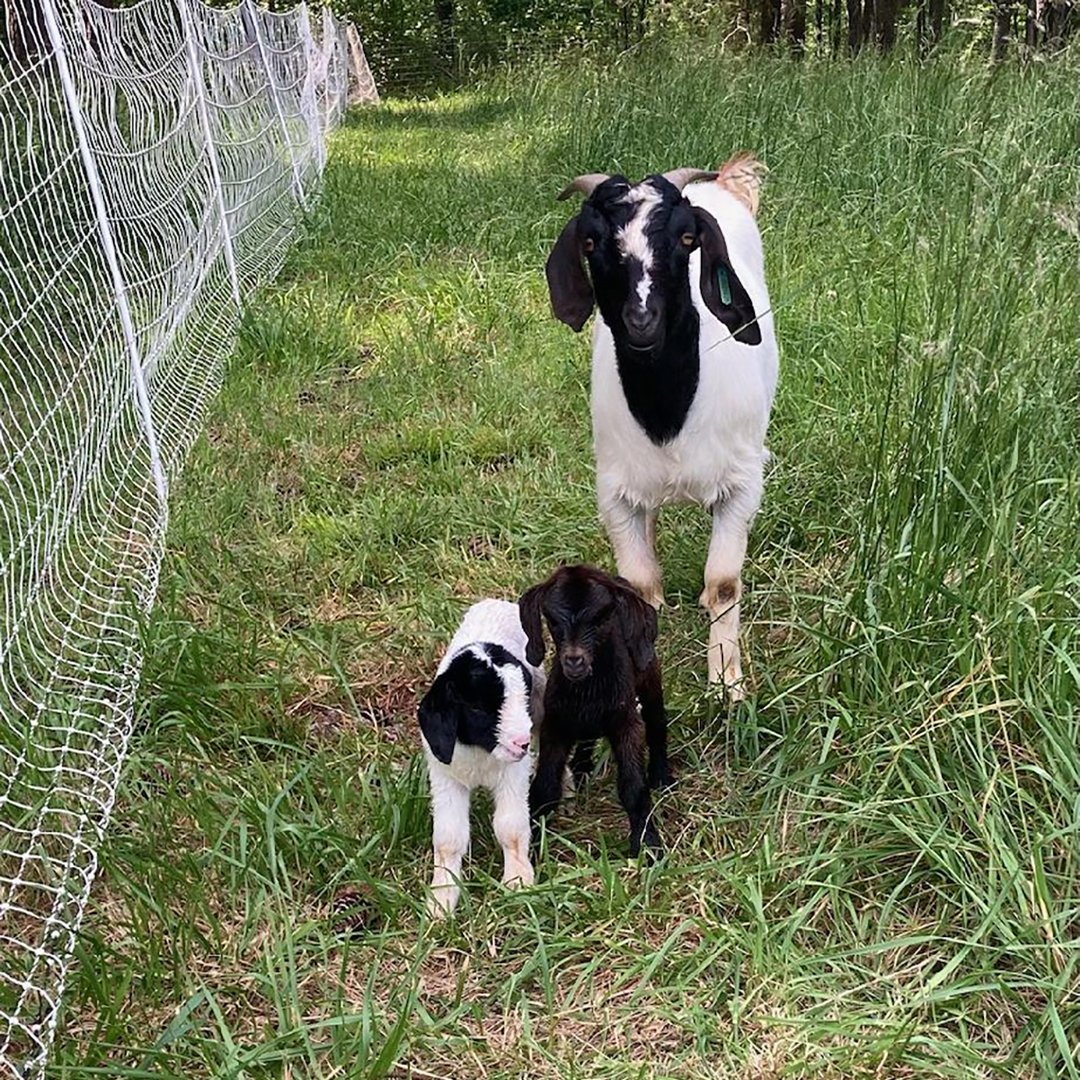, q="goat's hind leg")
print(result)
[701,480,761,698]
[598,480,663,608]
[639,663,673,789]
[610,715,661,855]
